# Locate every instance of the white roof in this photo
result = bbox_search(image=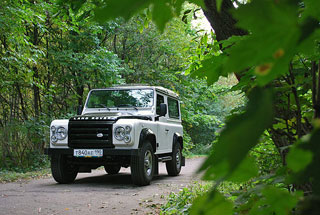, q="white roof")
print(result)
[92,85,179,98]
